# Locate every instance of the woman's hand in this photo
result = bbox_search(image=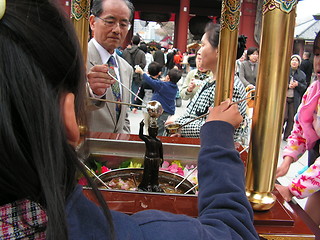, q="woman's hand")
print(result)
[276,156,294,178]
[187,79,197,92]
[289,80,298,89]
[246,84,255,90]
[275,184,294,202]
[170,133,182,137]
[206,99,243,128]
